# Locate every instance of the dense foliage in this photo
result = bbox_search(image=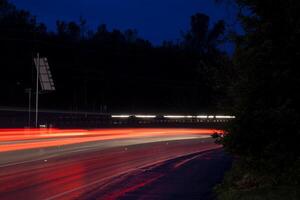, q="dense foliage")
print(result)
[217,0,300,191]
[0,0,228,114]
